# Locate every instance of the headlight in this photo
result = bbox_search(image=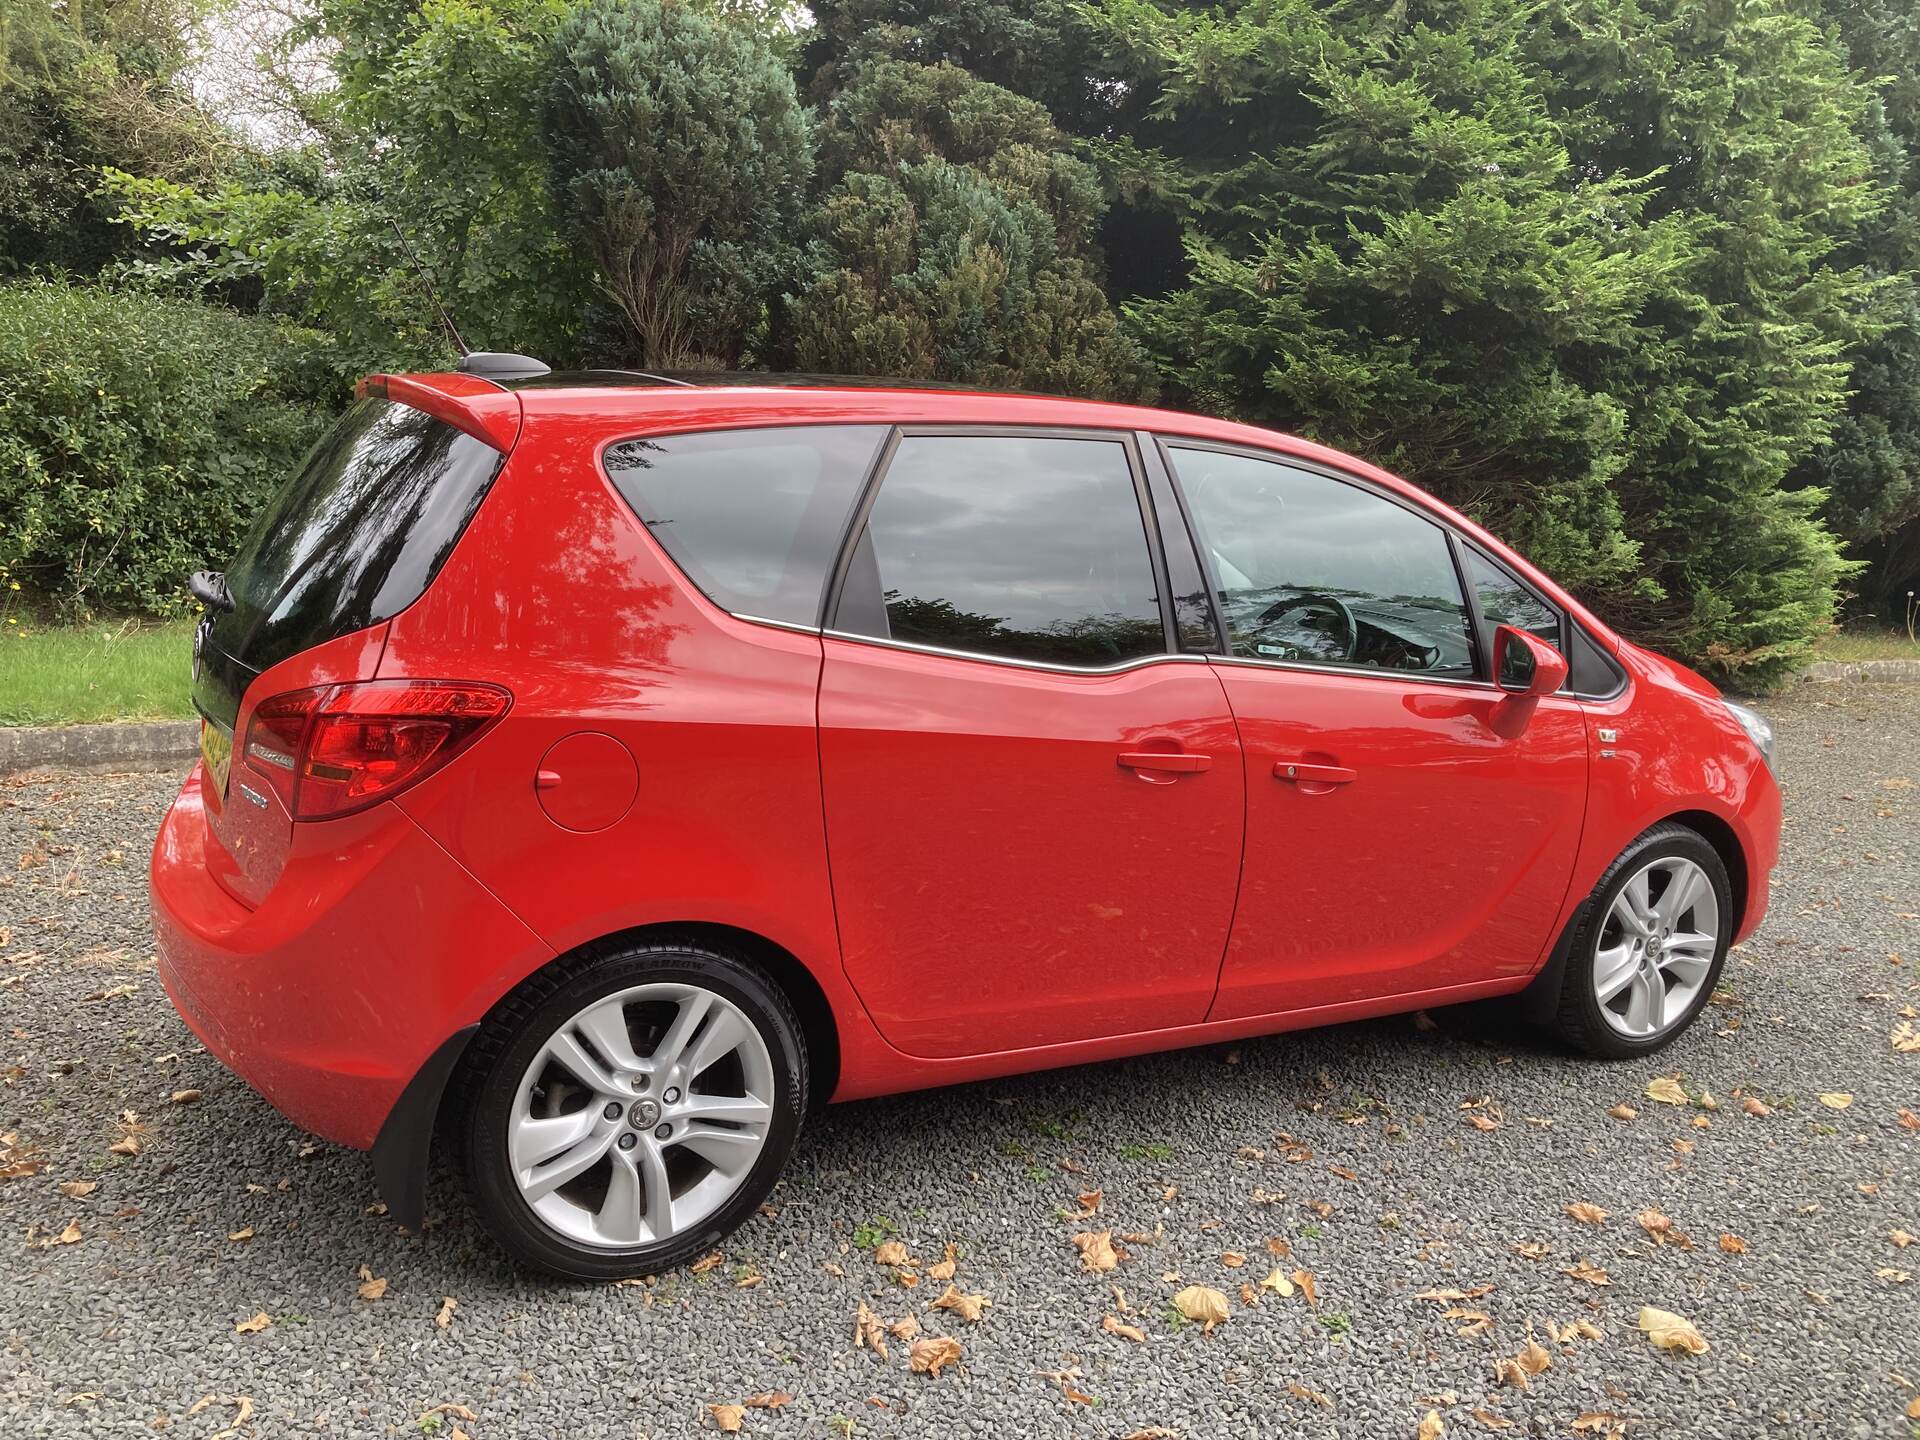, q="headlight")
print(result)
[1722,700,1775,773]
